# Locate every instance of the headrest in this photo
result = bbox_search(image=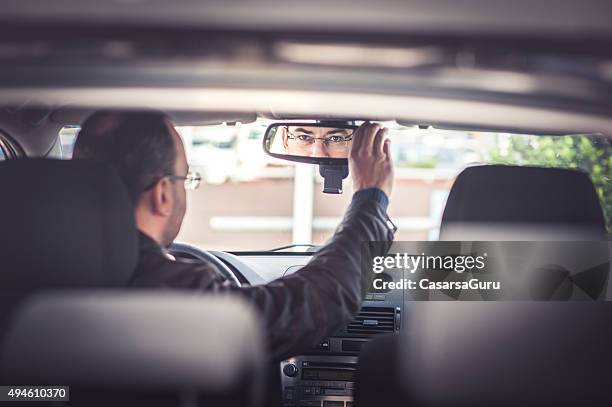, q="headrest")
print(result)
[0,292,265,406]
[440,165,607,240]
[0,159,137,289]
